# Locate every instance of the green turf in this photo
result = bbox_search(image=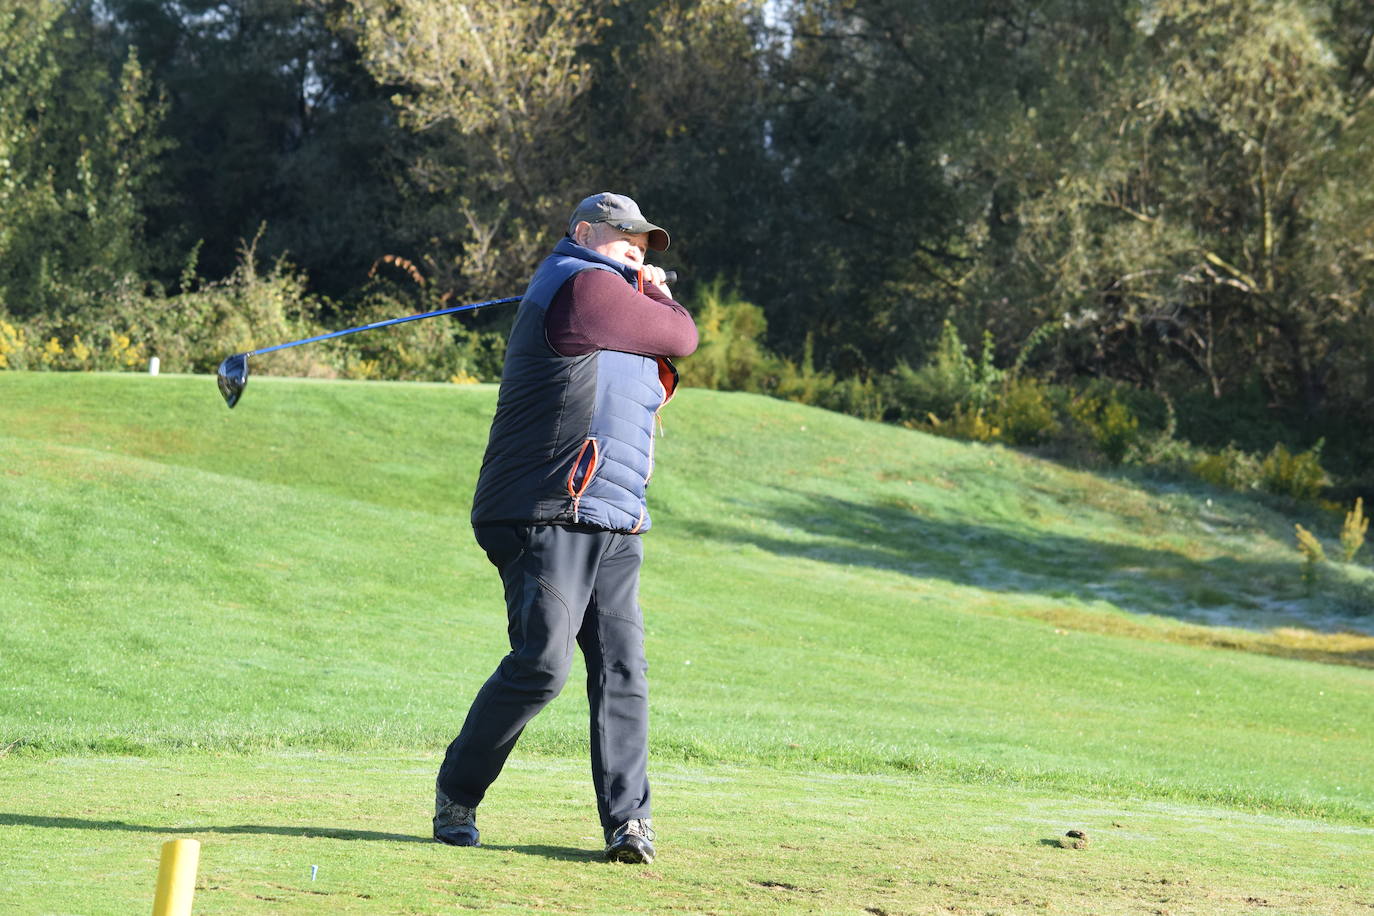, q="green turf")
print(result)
[3,754,1371,914]
[1,370,1372,913]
